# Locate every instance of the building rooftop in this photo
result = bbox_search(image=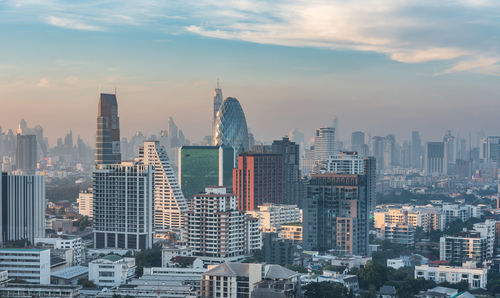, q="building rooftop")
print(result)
[0,248,47,252]
[264,265,299,280]
[102,254,123,262]
[51,266,88,280]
